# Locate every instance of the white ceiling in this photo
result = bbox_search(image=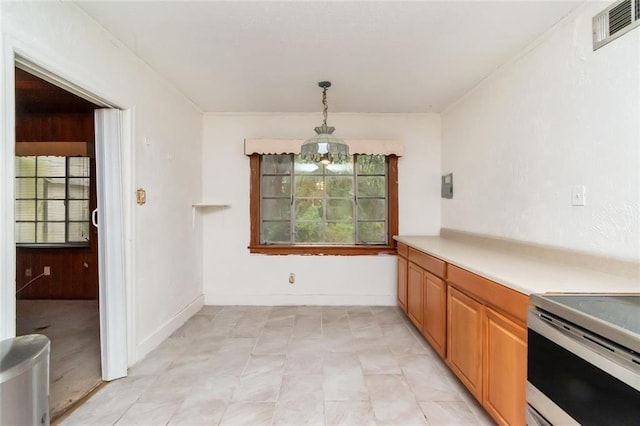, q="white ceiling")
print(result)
[75,1,583,113]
